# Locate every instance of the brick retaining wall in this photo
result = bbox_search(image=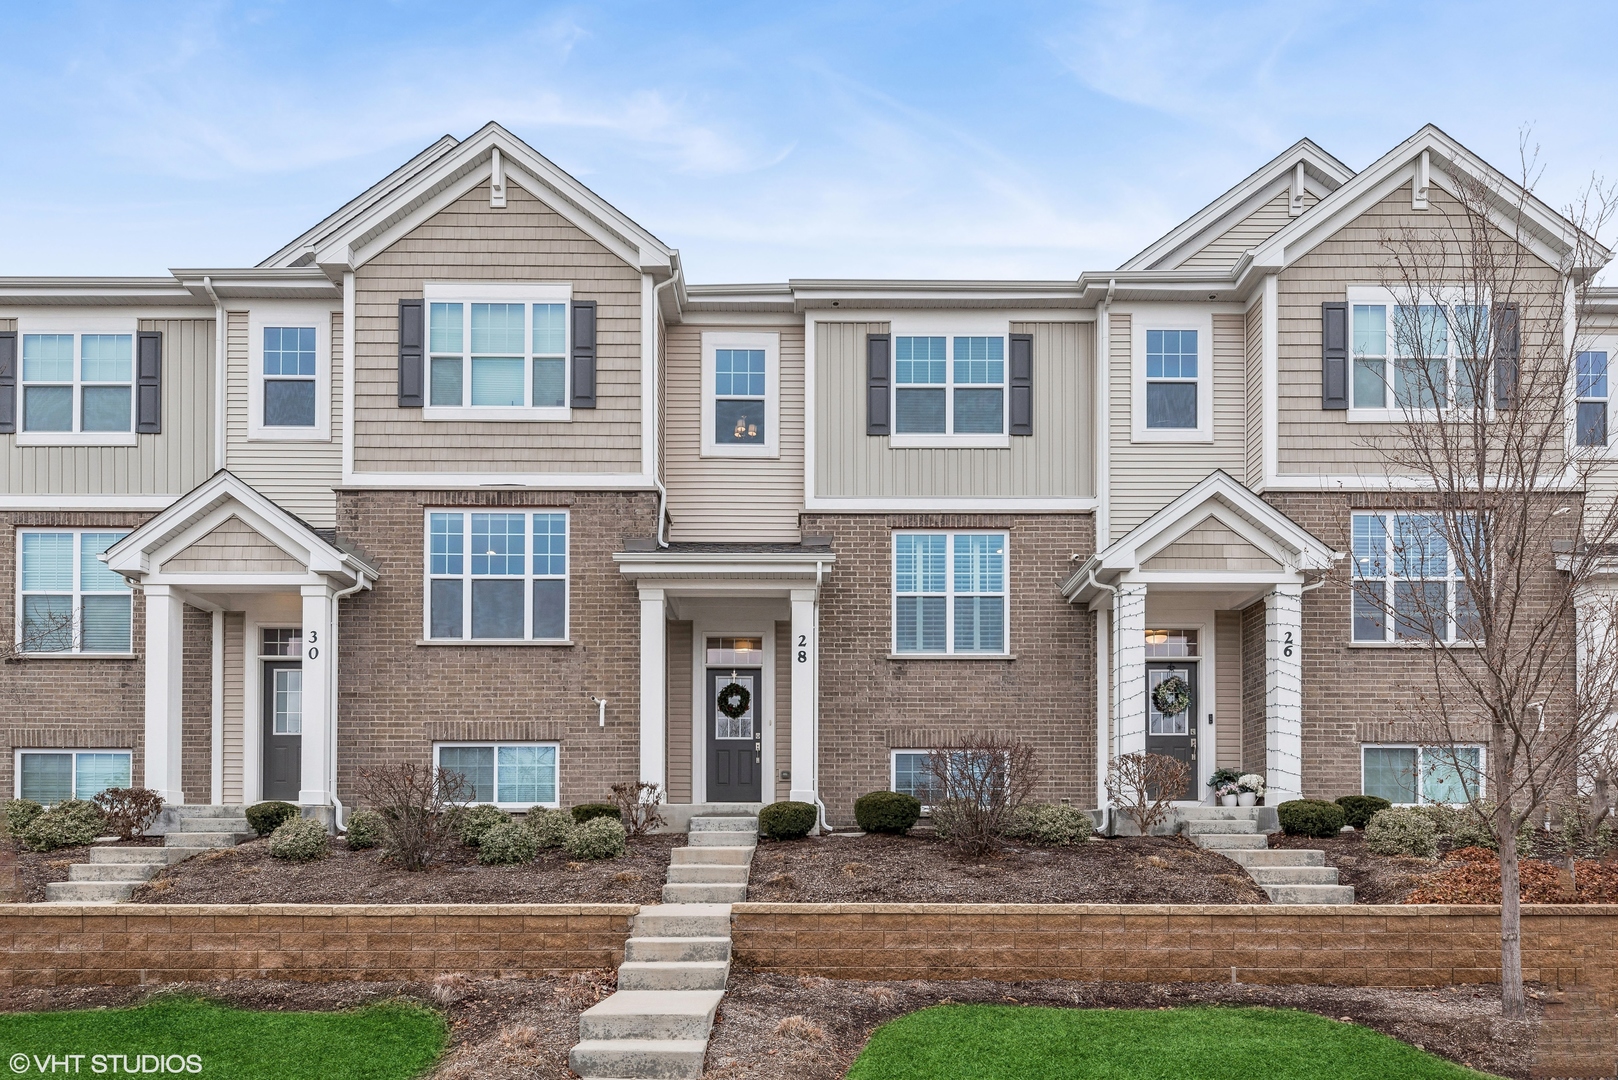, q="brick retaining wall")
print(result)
[0,904,636,988]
